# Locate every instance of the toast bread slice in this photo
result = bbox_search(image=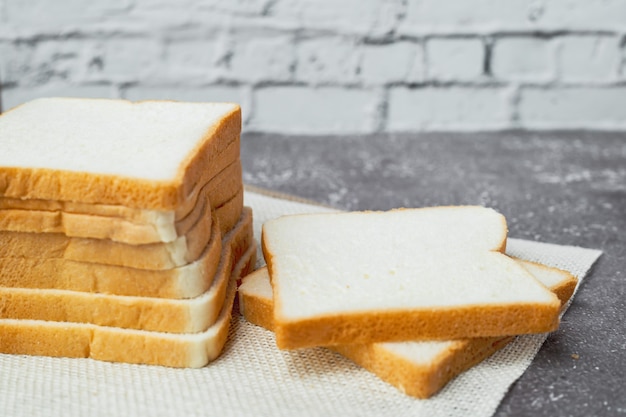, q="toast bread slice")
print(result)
[0,98,241,210]
[262,207,562,348]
